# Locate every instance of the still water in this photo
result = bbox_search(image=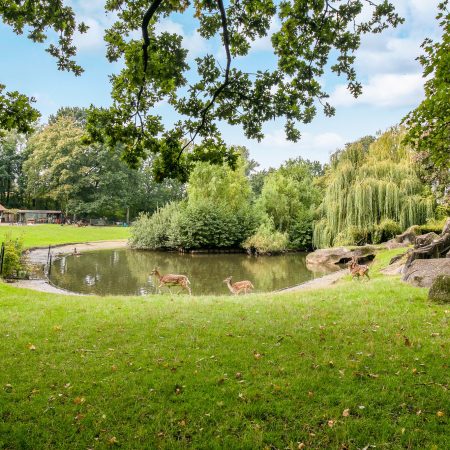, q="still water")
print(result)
[49,249,339,296]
